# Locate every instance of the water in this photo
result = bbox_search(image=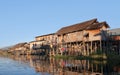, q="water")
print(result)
[0,55,120,75]
[0,56,50,75]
